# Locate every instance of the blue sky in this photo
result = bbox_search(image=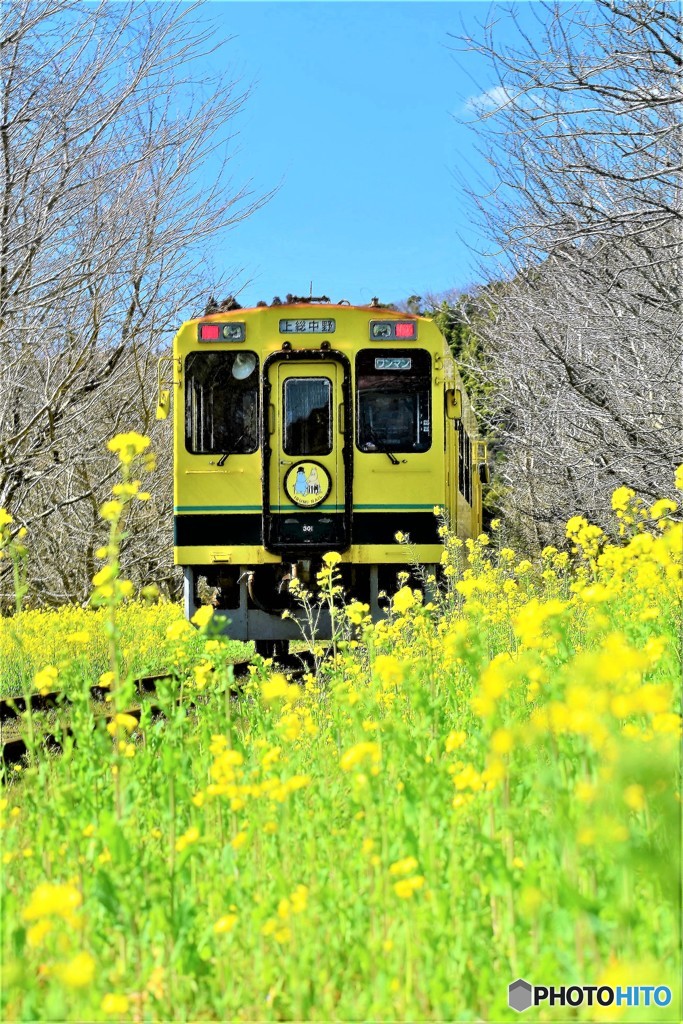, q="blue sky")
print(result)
[191,1,543,307]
